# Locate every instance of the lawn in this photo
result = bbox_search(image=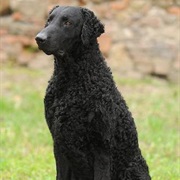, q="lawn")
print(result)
[0,65,179,180]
